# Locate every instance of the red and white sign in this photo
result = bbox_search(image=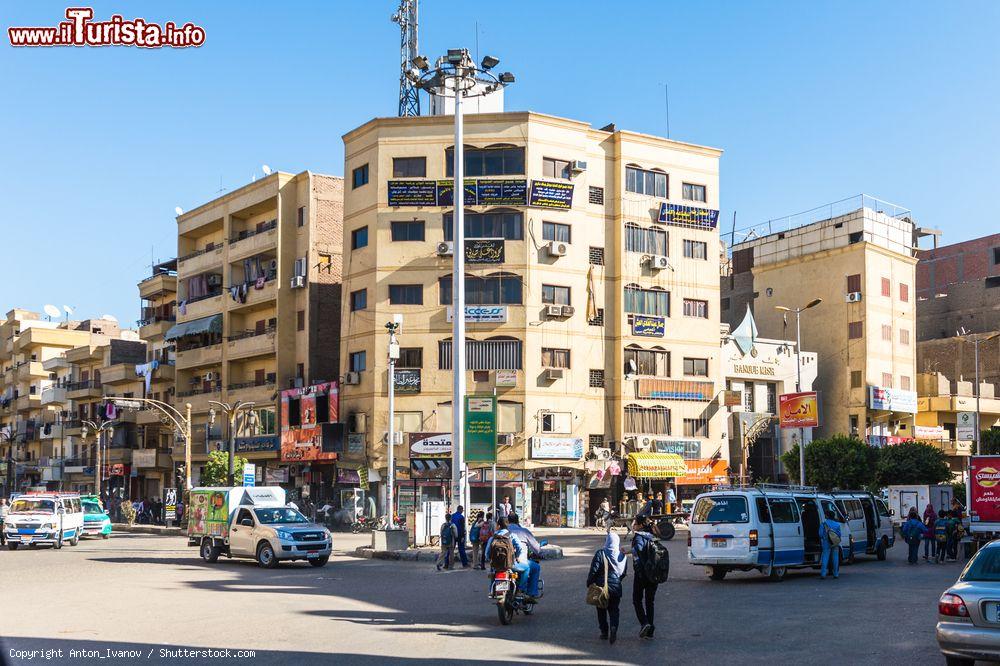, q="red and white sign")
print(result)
[969,456,1000,529]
